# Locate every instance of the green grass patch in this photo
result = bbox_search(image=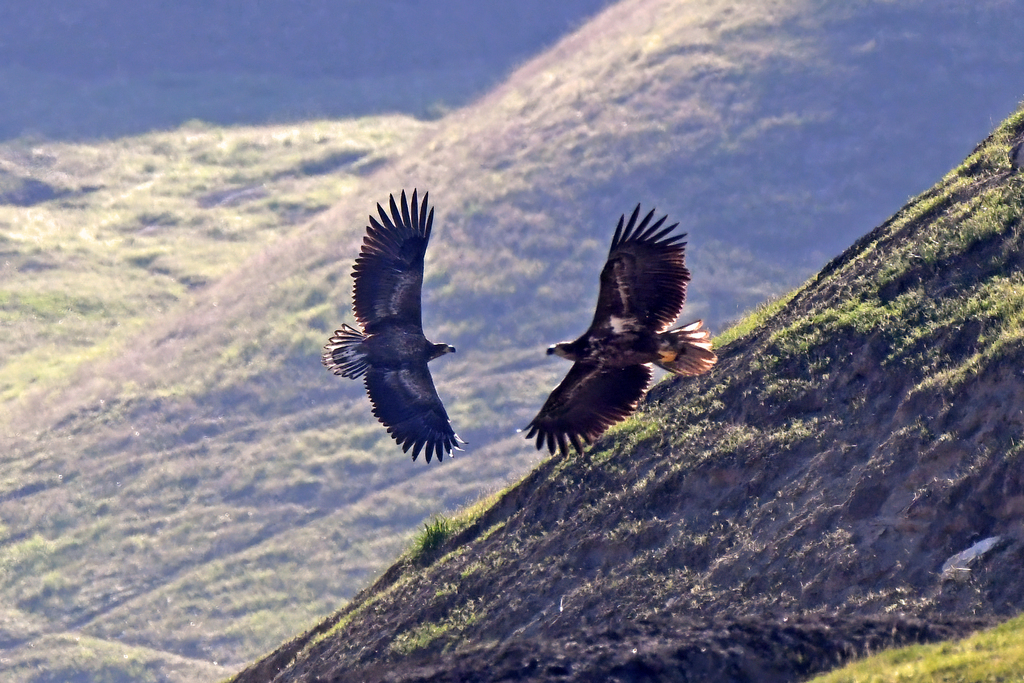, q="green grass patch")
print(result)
[809,613,1024,683]
[410,504,494,566]
[389,600,484,656]
[714,288,800,348]
[412,515,458,560]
